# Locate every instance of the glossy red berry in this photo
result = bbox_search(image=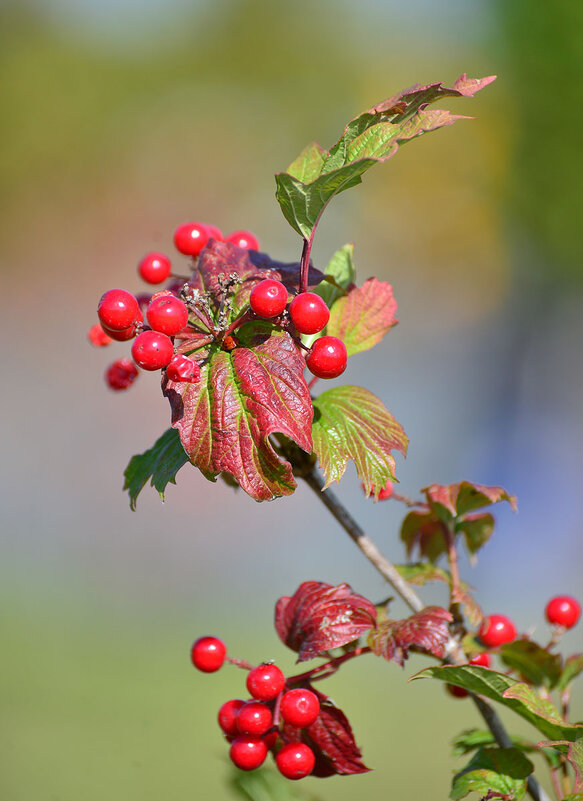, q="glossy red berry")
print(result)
[218,699,245,736]
[98,288,140,331]
[236,702,273,737]
[131,330,174,370]
[229,737,268,771]
[166,354,201,383]
[246,663,285,701]
[88,323,113,347]
[105,359,139,391]
[190,636,227,672]
[479,615,517,648]
[146,295,188,336]
[306,336,347,379]
[545,596,581,629]
[289,292,330,335]
[205,224,224,242]
[101,321,141,341]
[173,222,209,256]
[227,230,260,250]
[275,743,315,780]
[362,480,394,501]
[138,252,172,285]
[280,689,320,728]
[249,279,288,318]
[469,652,491,668]
[446,683,469,699]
